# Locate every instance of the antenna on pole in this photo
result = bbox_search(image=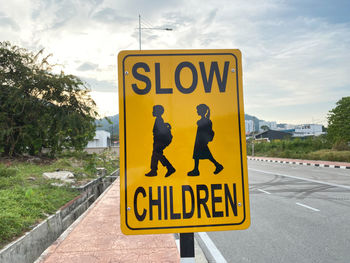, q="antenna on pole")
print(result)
[137,15,173,50]
[139,14,141,50]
